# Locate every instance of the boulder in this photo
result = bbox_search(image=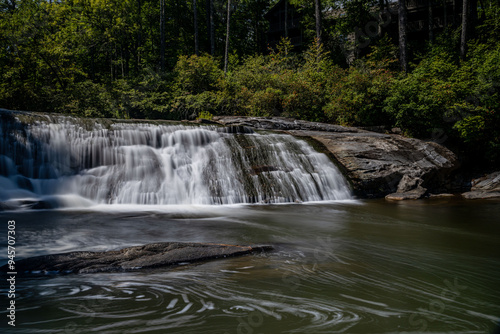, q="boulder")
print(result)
[1,242,273,275]
[385,175,427,200]
[462,172,500,199]
[291,131,458,198]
